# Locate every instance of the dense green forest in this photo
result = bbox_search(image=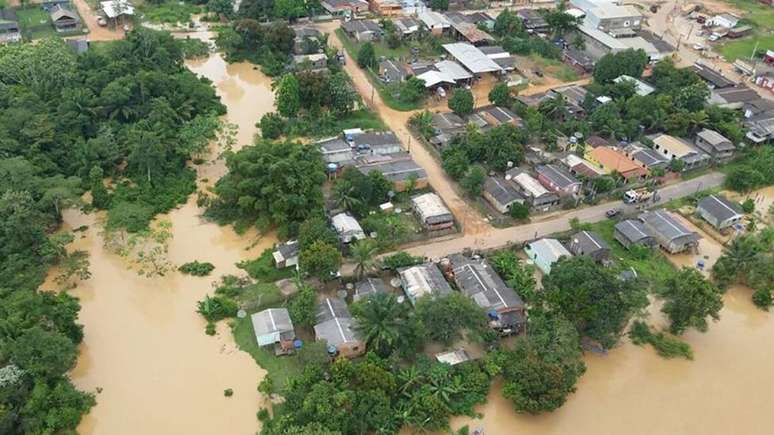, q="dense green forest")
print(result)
[0,29,224,433]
